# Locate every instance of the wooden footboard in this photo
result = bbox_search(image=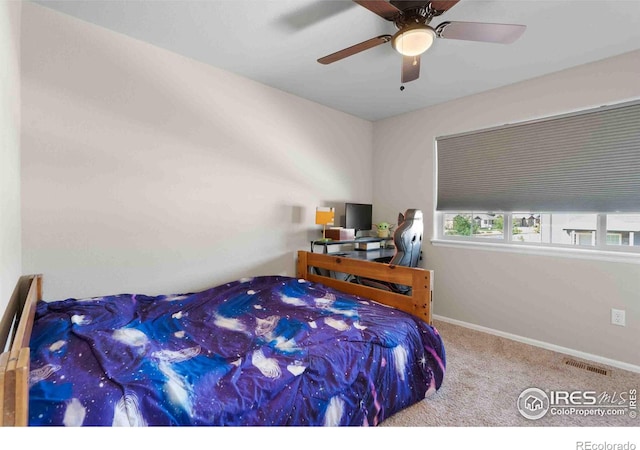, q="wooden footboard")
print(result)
[296,251,433,325]
[0,274,42,427]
